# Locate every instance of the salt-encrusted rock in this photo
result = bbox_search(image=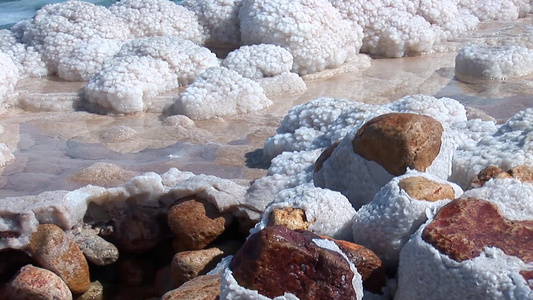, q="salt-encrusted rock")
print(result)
[303,233,387,295]
[315,112,454,209]
[352,113,443,176]
[229,226,361,300]
[71,228,119,266]
[422,198,531,262]
[171,241,241,287]
[455,44,533,83]
[395,180,533,300]
[470,165,512,188]
[254,184,356,241]
[162,274,221,300]
[268,207,311,231]
[167,196,234,250]
[508,165,533,183]
[352,171,462,271]
[1,265,72,300]
[451,108,533,188]
[29,224,90,294]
